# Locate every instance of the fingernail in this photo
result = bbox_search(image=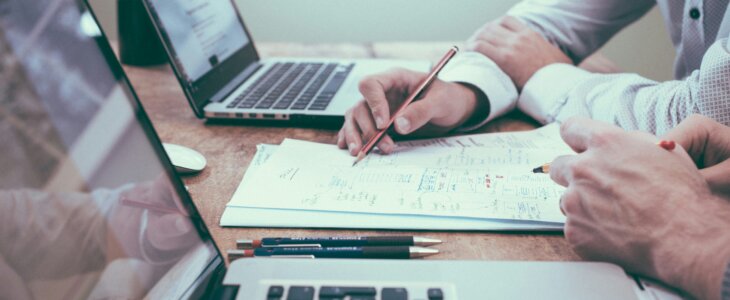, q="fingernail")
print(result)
[396,117,410,133]
[348,142,357,153]
[375,116,385,129]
